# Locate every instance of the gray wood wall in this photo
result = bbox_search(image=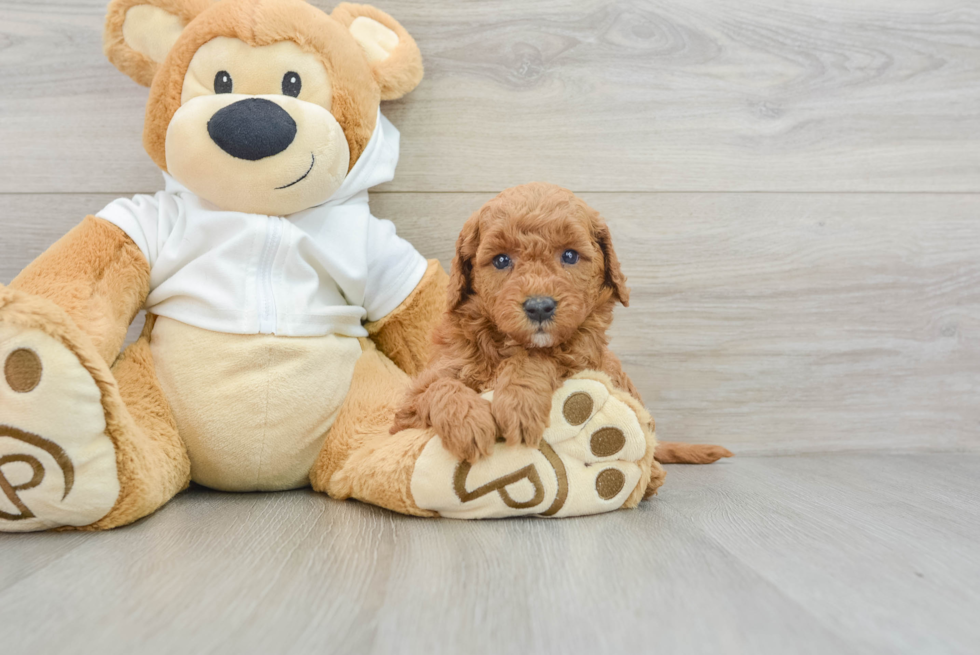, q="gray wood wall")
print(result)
[1,0,978,454]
